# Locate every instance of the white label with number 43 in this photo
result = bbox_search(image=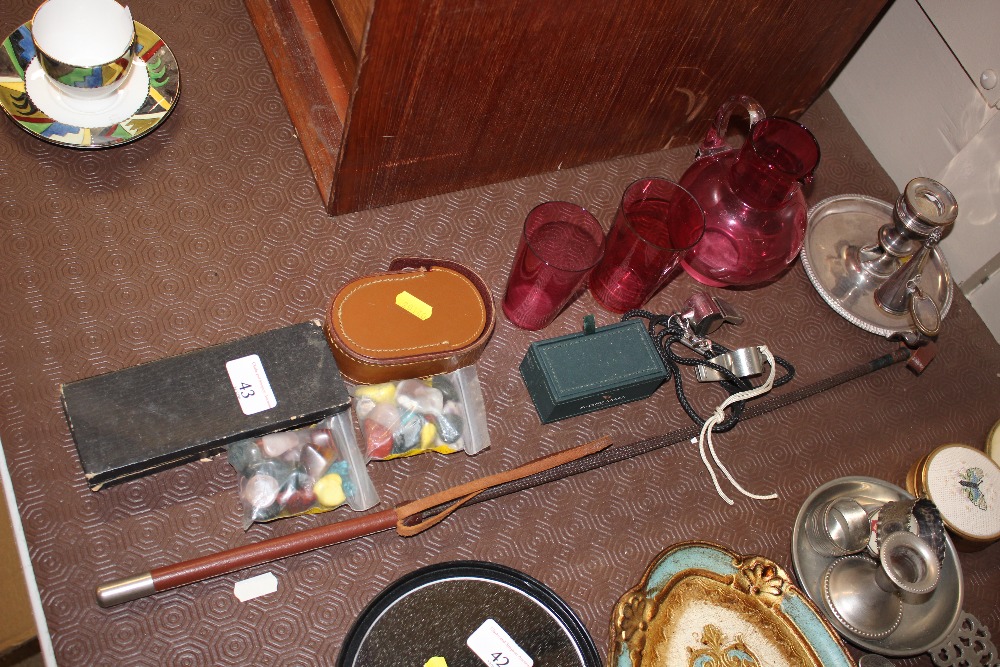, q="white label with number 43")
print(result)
[226,354,277,415]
